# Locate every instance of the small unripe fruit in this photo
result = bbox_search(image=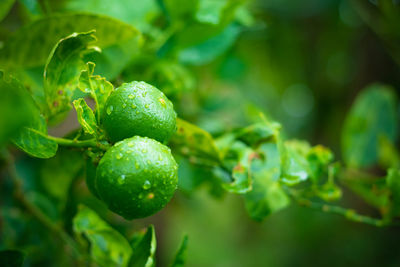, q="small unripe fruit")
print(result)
[102,81,177,143]
[95,136,178,219]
